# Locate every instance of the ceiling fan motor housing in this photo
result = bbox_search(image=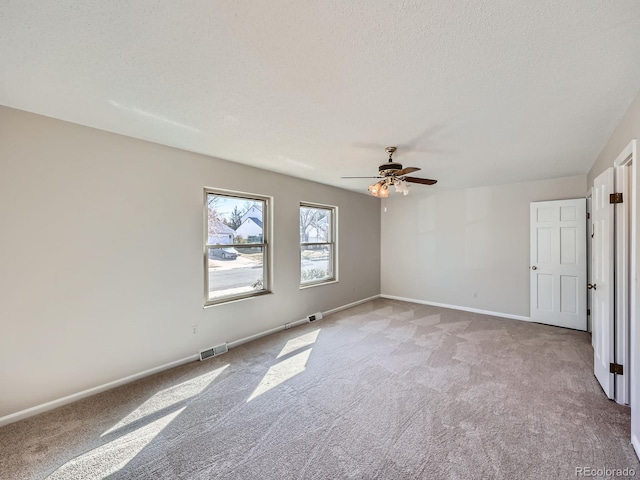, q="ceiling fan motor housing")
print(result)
[379,162,403,175]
